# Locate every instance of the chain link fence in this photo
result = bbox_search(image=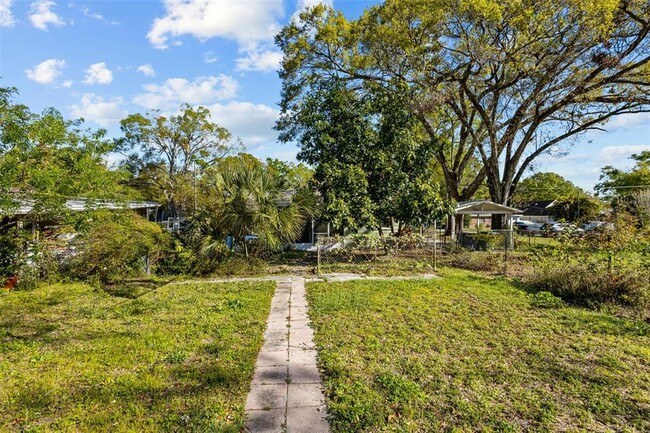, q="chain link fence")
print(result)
[314,231,519,276]
[315,234,438,275]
